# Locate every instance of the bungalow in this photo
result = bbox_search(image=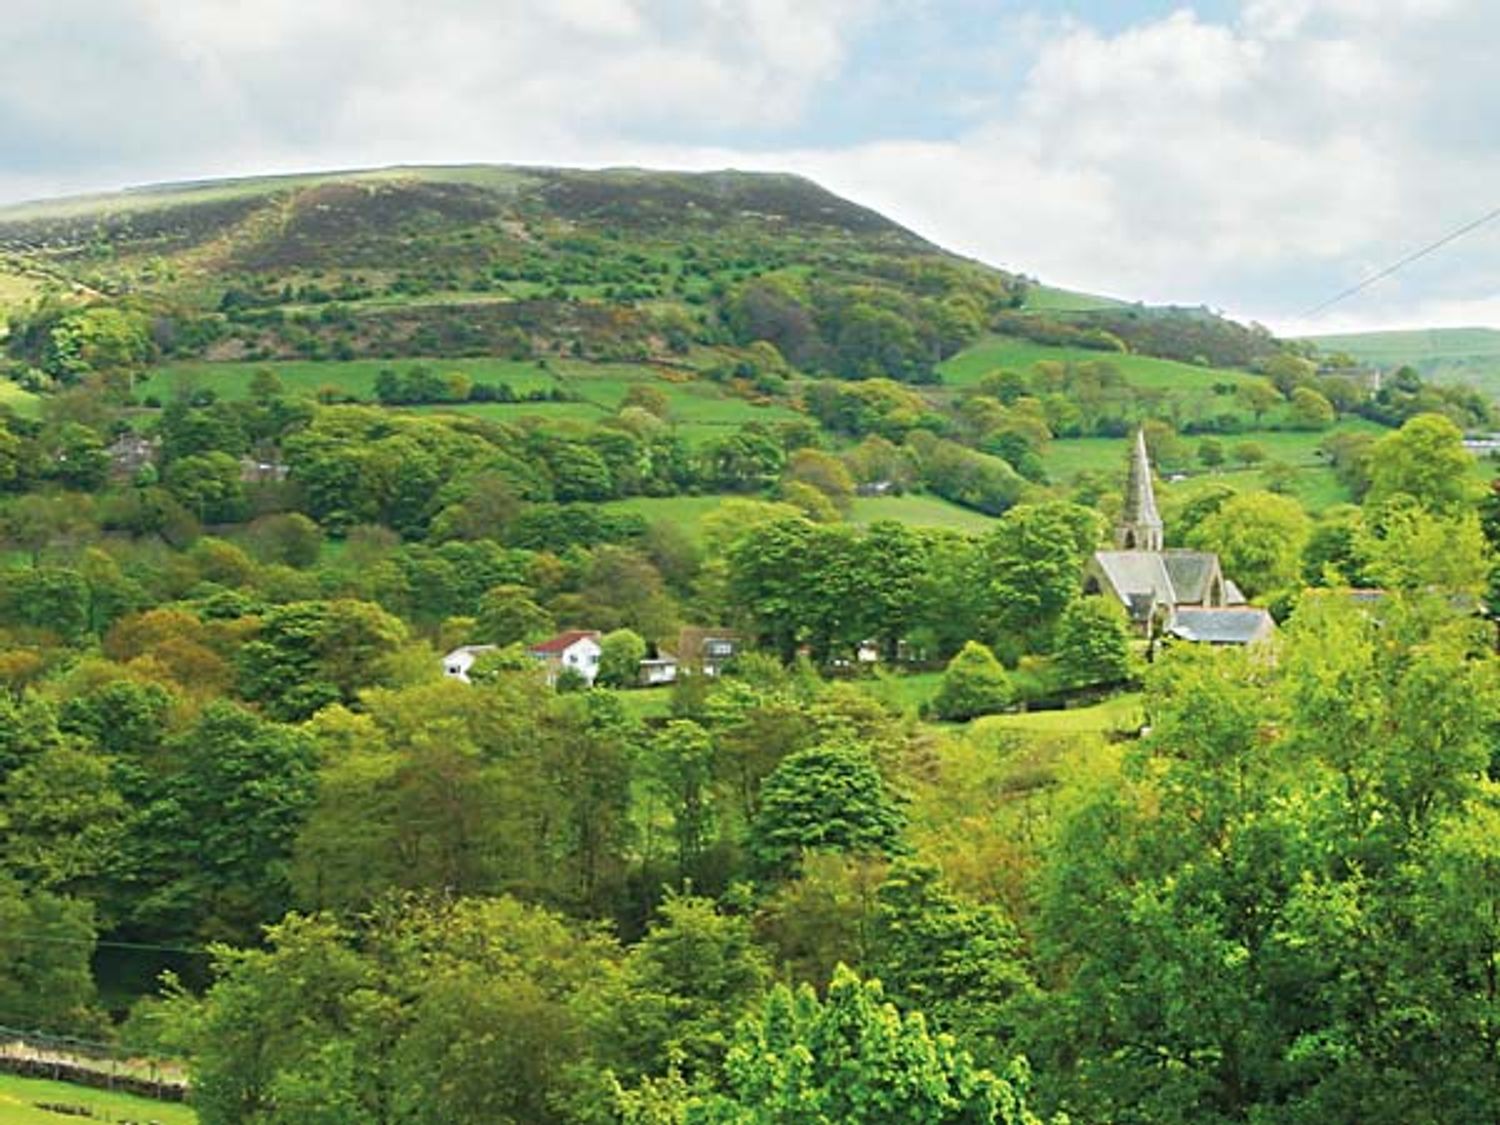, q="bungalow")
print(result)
[639,651,679,686]
[528,630,603,686]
